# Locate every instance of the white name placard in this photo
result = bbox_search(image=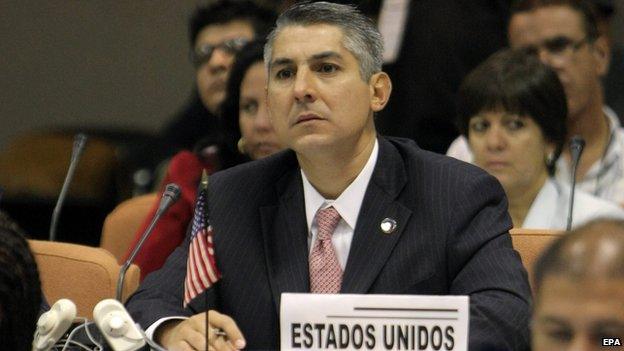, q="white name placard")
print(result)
[280,294,469,351]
